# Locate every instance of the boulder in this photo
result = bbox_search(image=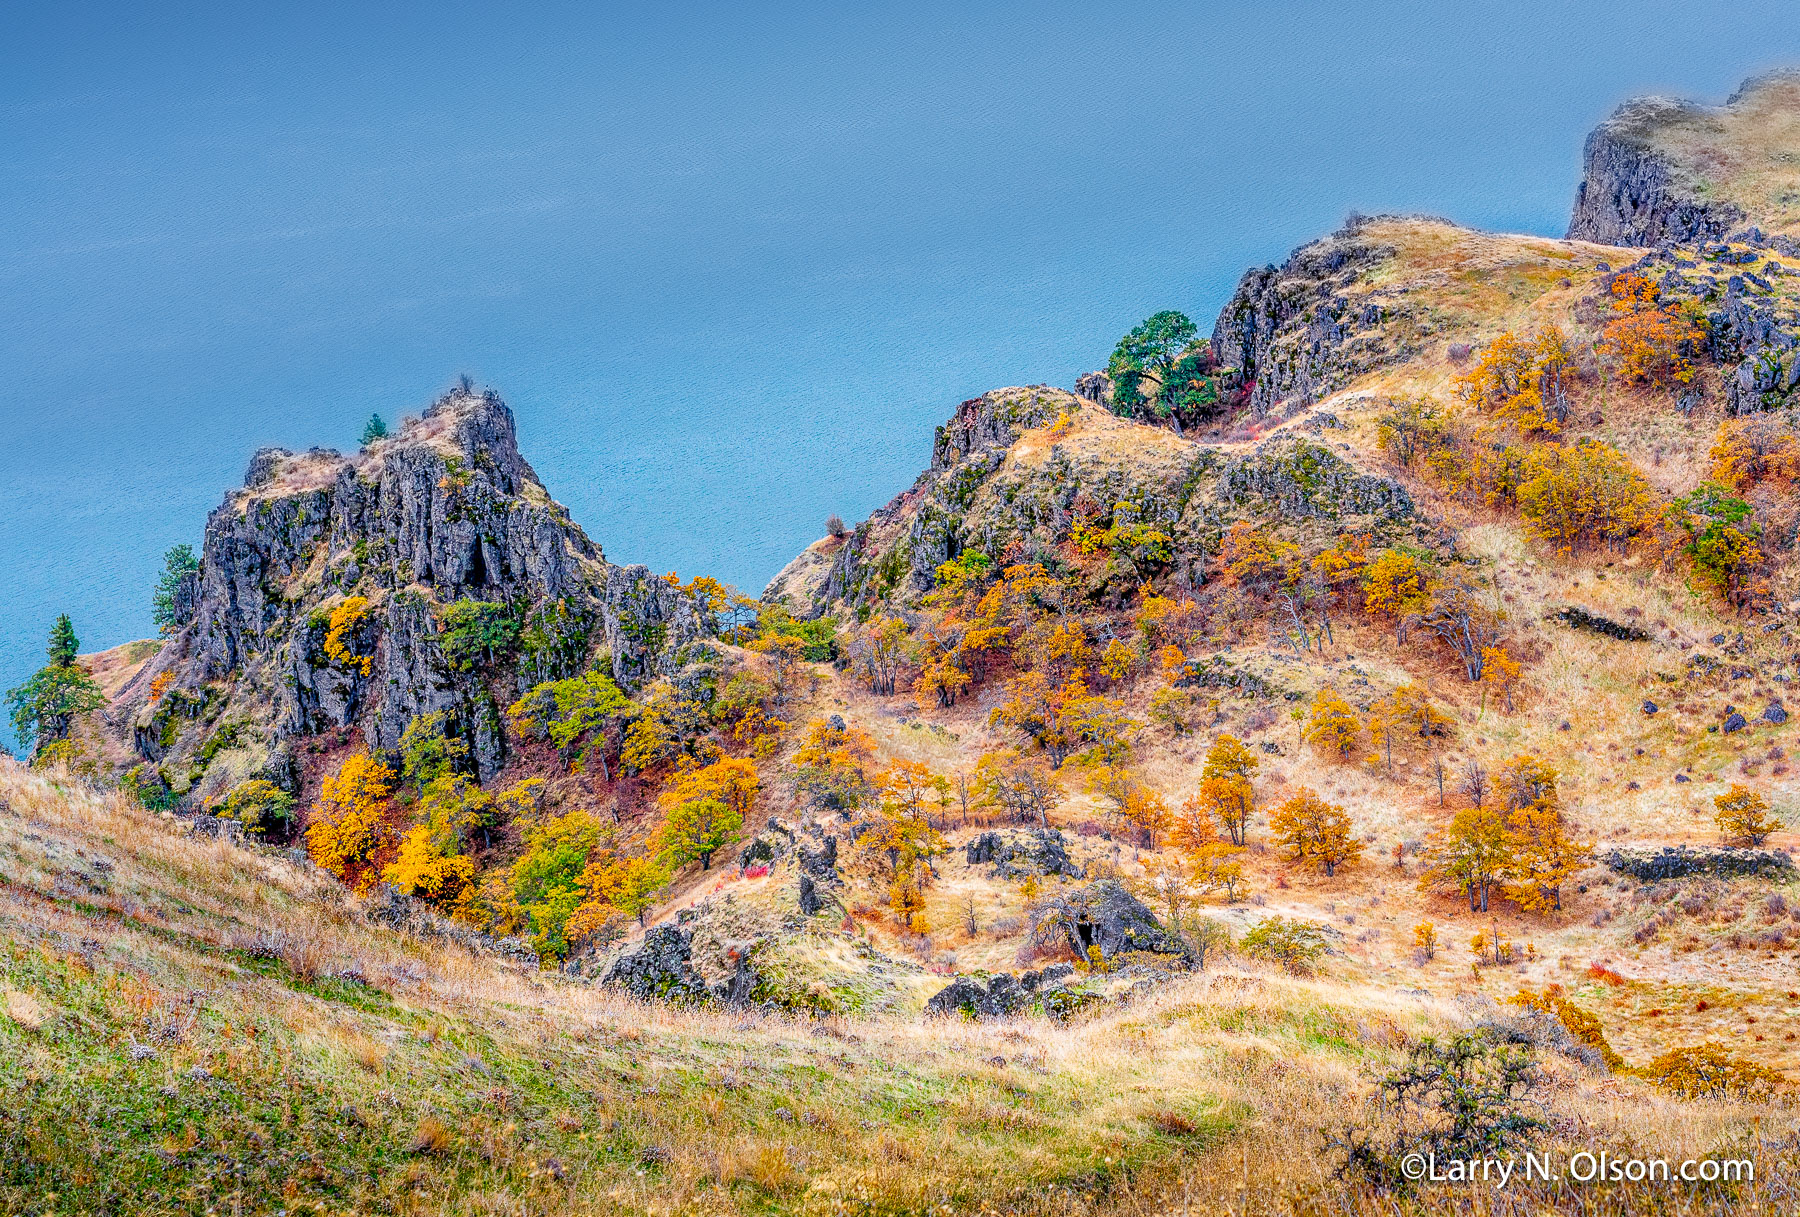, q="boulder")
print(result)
[739,835,780,867]
[797,874,824,916]
[1037,879,1181,961]
[1556,606,1650,642]
[1723,712,1749,734]
[979,829,1082,880]
[924,973,1030,1019]
[1018,963,1075,992]
[1077,879,1181,958]
[601,925,724,1005]
[1765,700,1789,725]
